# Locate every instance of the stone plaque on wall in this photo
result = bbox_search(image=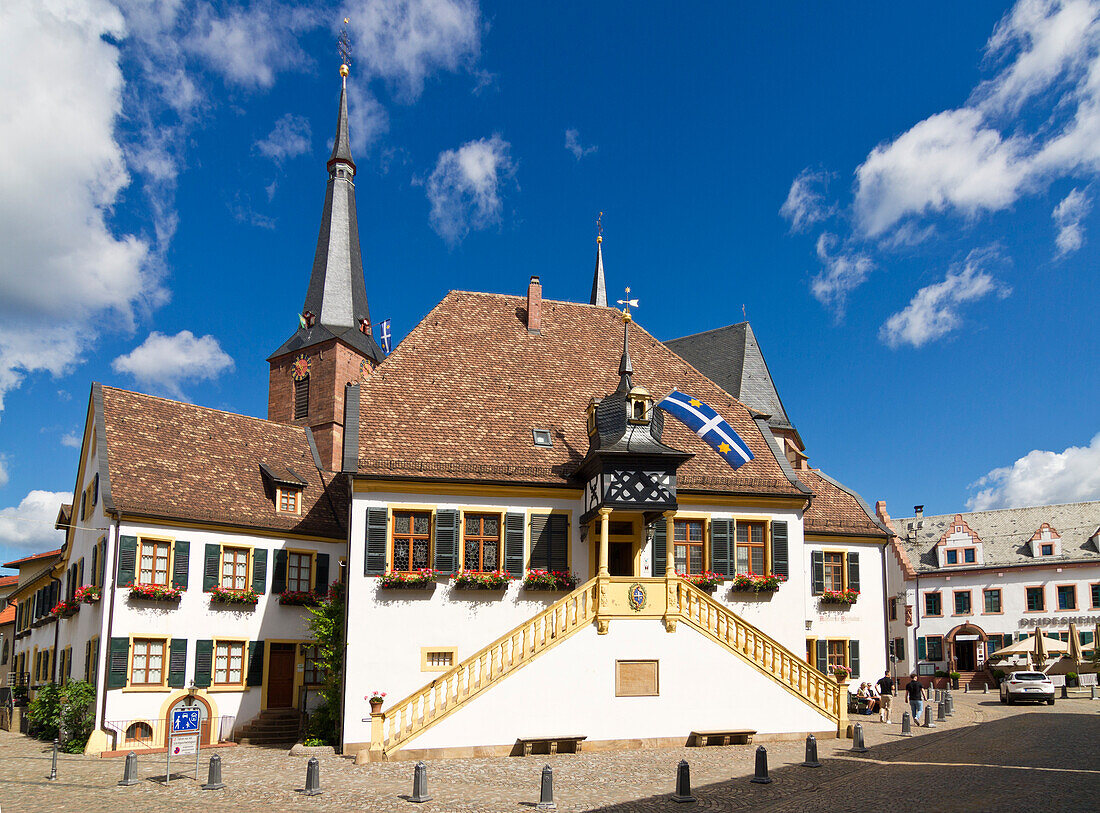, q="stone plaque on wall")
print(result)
[616,660,659,696]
